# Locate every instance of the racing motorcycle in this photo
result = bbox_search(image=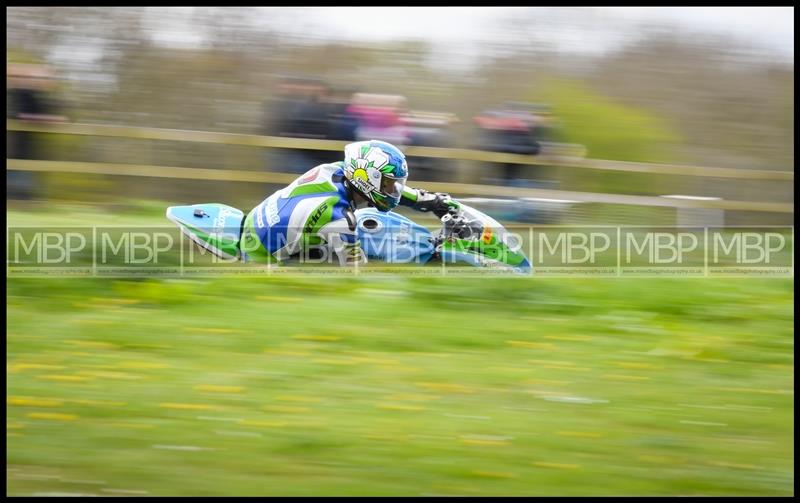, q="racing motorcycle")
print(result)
[166,200,531,273]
